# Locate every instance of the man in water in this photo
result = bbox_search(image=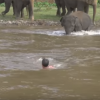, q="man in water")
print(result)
[42,58,54,69]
